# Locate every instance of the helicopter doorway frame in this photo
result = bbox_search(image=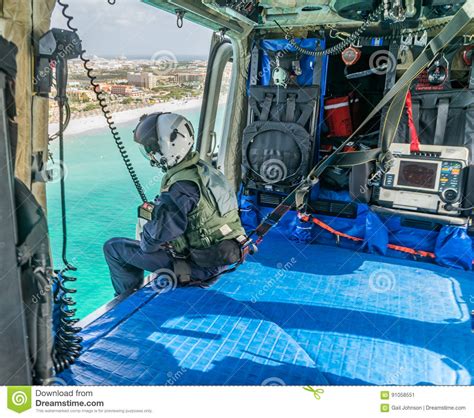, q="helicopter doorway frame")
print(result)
[0,72,32,385]
[196,33,233,167]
